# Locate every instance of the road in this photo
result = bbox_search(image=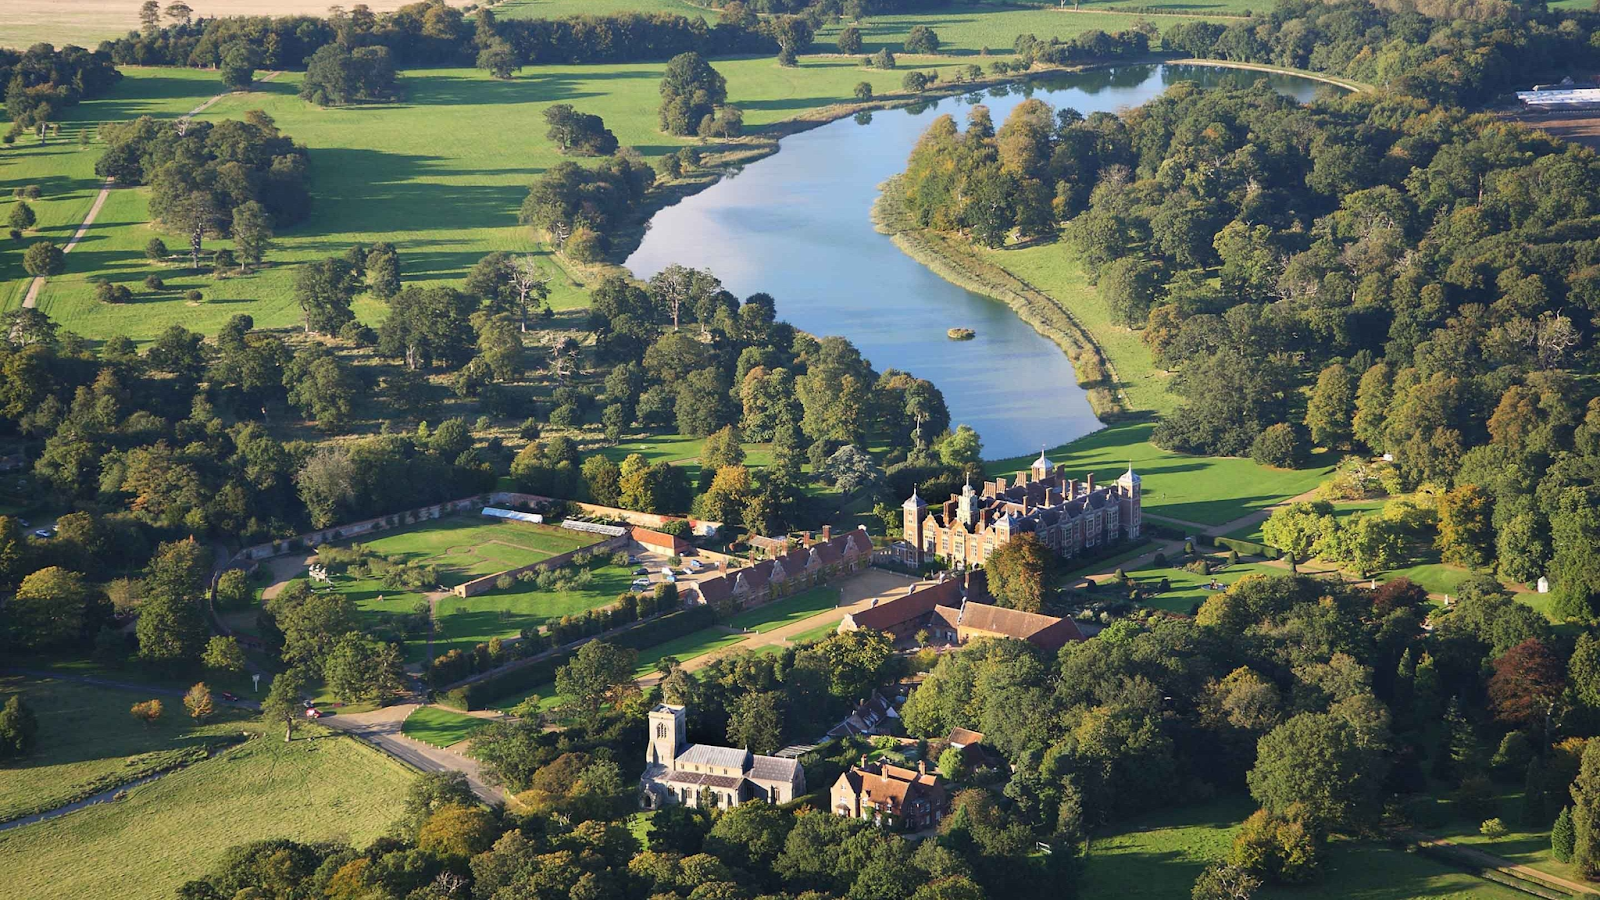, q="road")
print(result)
[319,703,505,804]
